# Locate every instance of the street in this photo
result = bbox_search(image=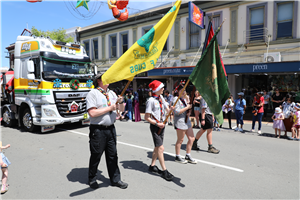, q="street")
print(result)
[1,119,299,199]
